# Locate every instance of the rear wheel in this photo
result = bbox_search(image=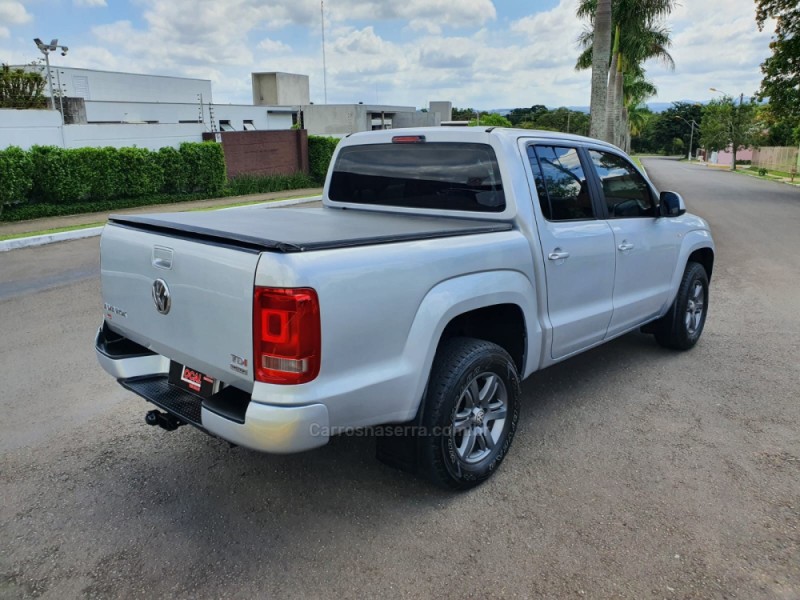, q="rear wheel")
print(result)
[419,337,520,490]
[654,261,709,350]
